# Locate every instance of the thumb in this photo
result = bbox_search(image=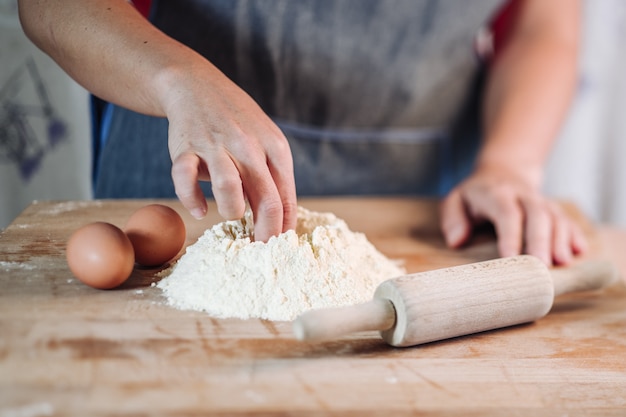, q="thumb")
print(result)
[440,190,472,248]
